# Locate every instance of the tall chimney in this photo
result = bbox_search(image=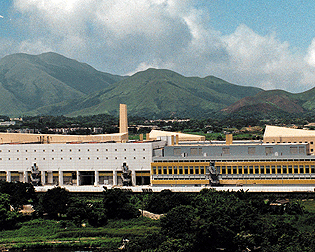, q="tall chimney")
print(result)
[119,104,128,134]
